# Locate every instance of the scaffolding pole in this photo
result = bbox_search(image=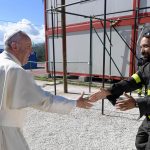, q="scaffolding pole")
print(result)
[61,0,68,93]
[51,6,57,95]
[102,0,107,115]
[89,18,93,93]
